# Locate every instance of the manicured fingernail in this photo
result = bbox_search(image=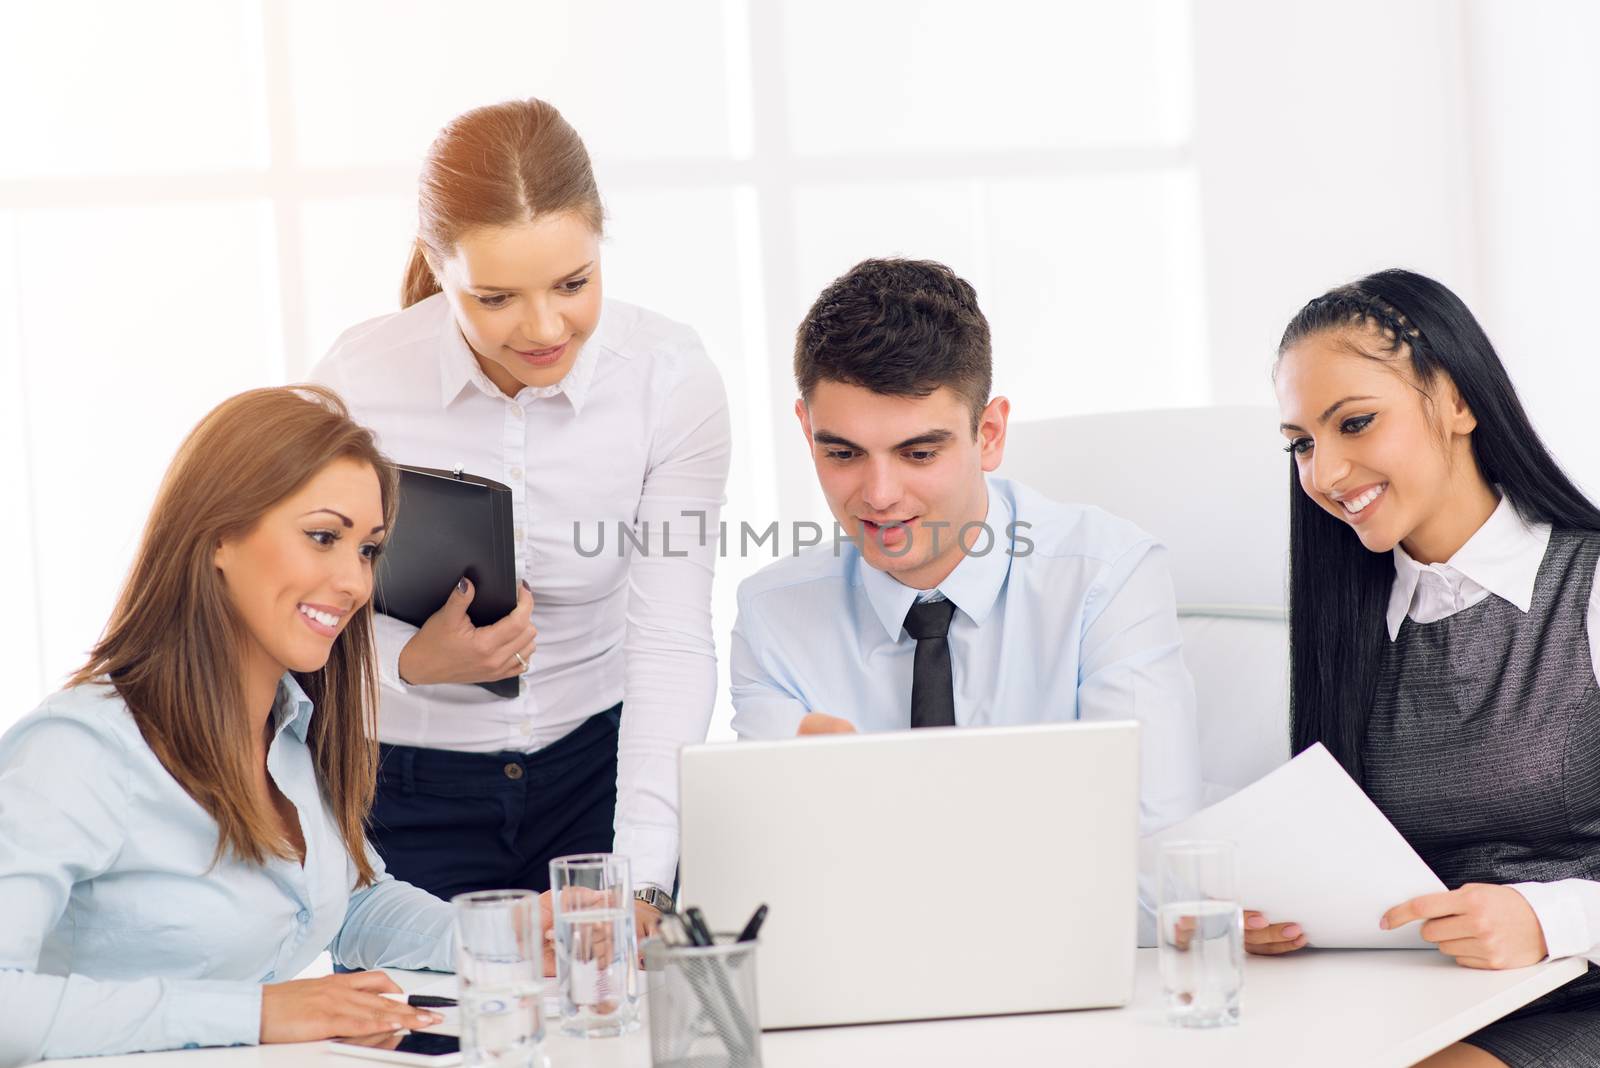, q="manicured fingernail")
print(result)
[422,1012,442,1025]
[1245,914,1267,929]
[457,577,469,594]
[521,579,531,591]
[1283,925,1301,939]
[1378,917,1390,930]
